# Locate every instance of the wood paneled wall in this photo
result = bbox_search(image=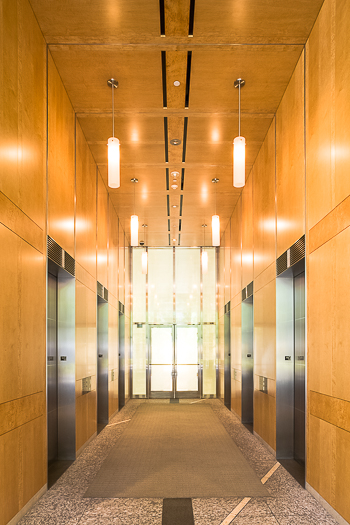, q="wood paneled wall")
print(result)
[0,1,130,522]
[220,0,350,520]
